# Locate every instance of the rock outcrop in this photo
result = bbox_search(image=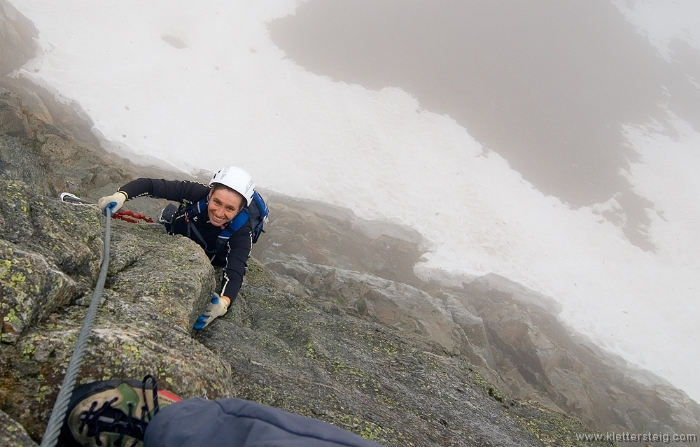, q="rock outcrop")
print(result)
[1,87,615,447]
[253,200,700,441]
[0,0,36,78]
